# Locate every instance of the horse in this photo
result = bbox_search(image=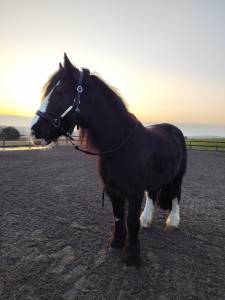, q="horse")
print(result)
[31,53,187,267]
